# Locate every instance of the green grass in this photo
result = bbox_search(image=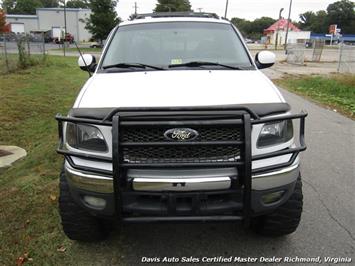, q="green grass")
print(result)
[0,54,47,74]
[275,75,355,119]
[0,54,22,74]
[0,56,90,265]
